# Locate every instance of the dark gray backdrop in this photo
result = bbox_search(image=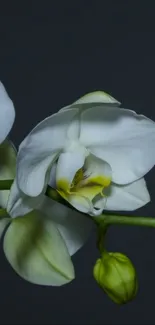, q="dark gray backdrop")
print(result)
[0,1,155,324]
